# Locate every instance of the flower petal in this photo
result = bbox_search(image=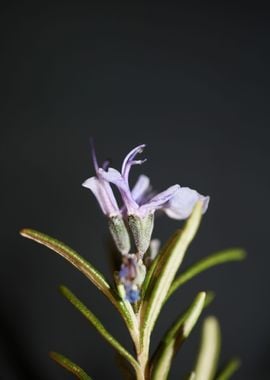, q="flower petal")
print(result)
[99,168,138,212]
[99,167,125,188]
[140,184,180,213]
[162,187,210,220]
[131,175,151,203]
[82,176,120,216]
